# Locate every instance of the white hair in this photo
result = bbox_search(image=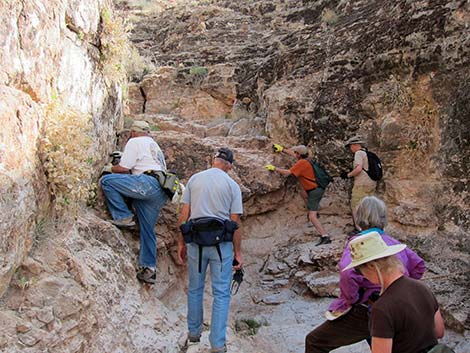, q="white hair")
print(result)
[356,196,388,230]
